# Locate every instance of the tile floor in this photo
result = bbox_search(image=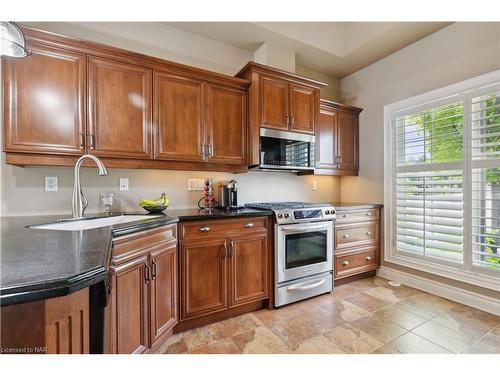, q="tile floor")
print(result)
[156,276,500,354]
